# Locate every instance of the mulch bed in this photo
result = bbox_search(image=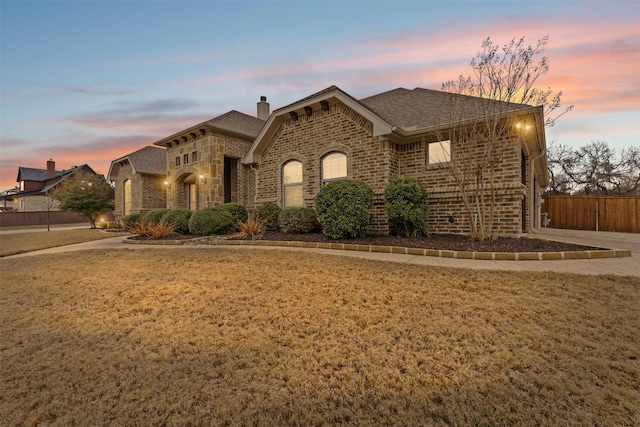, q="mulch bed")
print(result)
[235,232,600,253]
[129,231,600,252]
